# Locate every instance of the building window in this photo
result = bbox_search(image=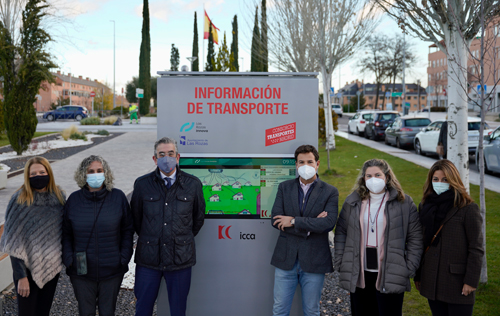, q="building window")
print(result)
[414,96,417,100]
[369,96,373,100]
[422,96,425,100]
[407,96,411,100]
